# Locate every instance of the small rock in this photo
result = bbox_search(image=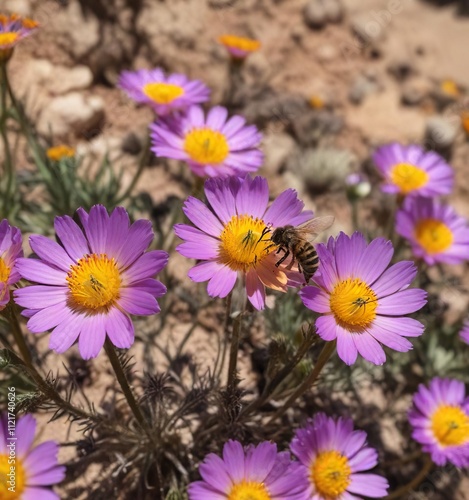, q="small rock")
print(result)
[323,0,343,23]
[303,0,327,29]
[4,0,31,16]
[316,44,338,62]
[290,25,306,43]
[38,92,105,138]
[401,78,431,106]
[348,75,379,105]
[48,66,94,95]
[290,110,344,146]
[387,58,416,81]
[424,116,458,155]
[121,131,143,156]
[351,14,387,44]
[262,133,296,174]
